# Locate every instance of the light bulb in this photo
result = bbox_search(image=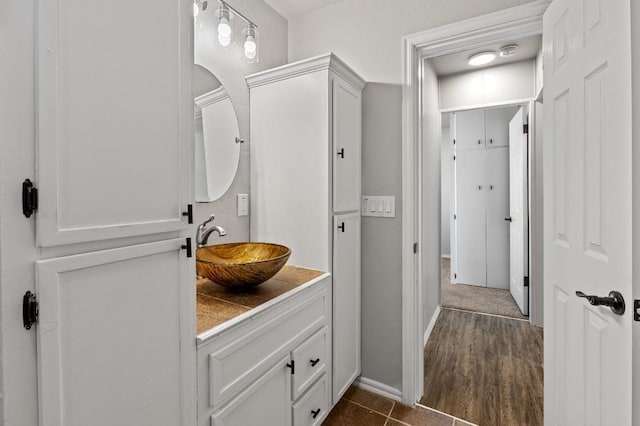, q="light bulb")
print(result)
[193,2,200,17]
[244,35,257,59]
[218,18,231,37]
